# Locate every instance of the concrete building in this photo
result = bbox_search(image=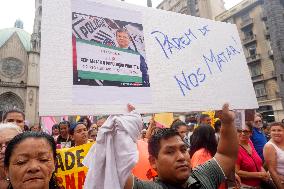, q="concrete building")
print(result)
[263,0,284,121]
[0,0,42,125]
[156,0,226,20]
[216,0,284,122]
